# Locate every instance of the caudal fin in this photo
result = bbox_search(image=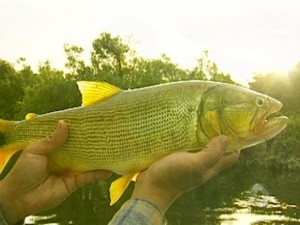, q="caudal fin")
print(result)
[0,119,24,174]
